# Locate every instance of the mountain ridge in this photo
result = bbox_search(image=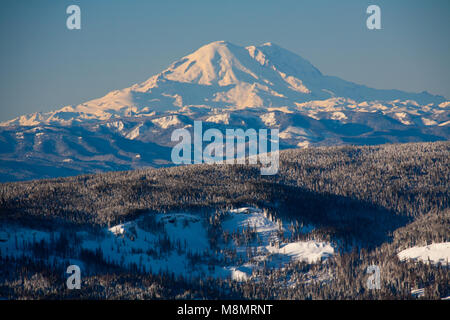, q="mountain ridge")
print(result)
[1,41,446,127]
[0,41,448,181]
